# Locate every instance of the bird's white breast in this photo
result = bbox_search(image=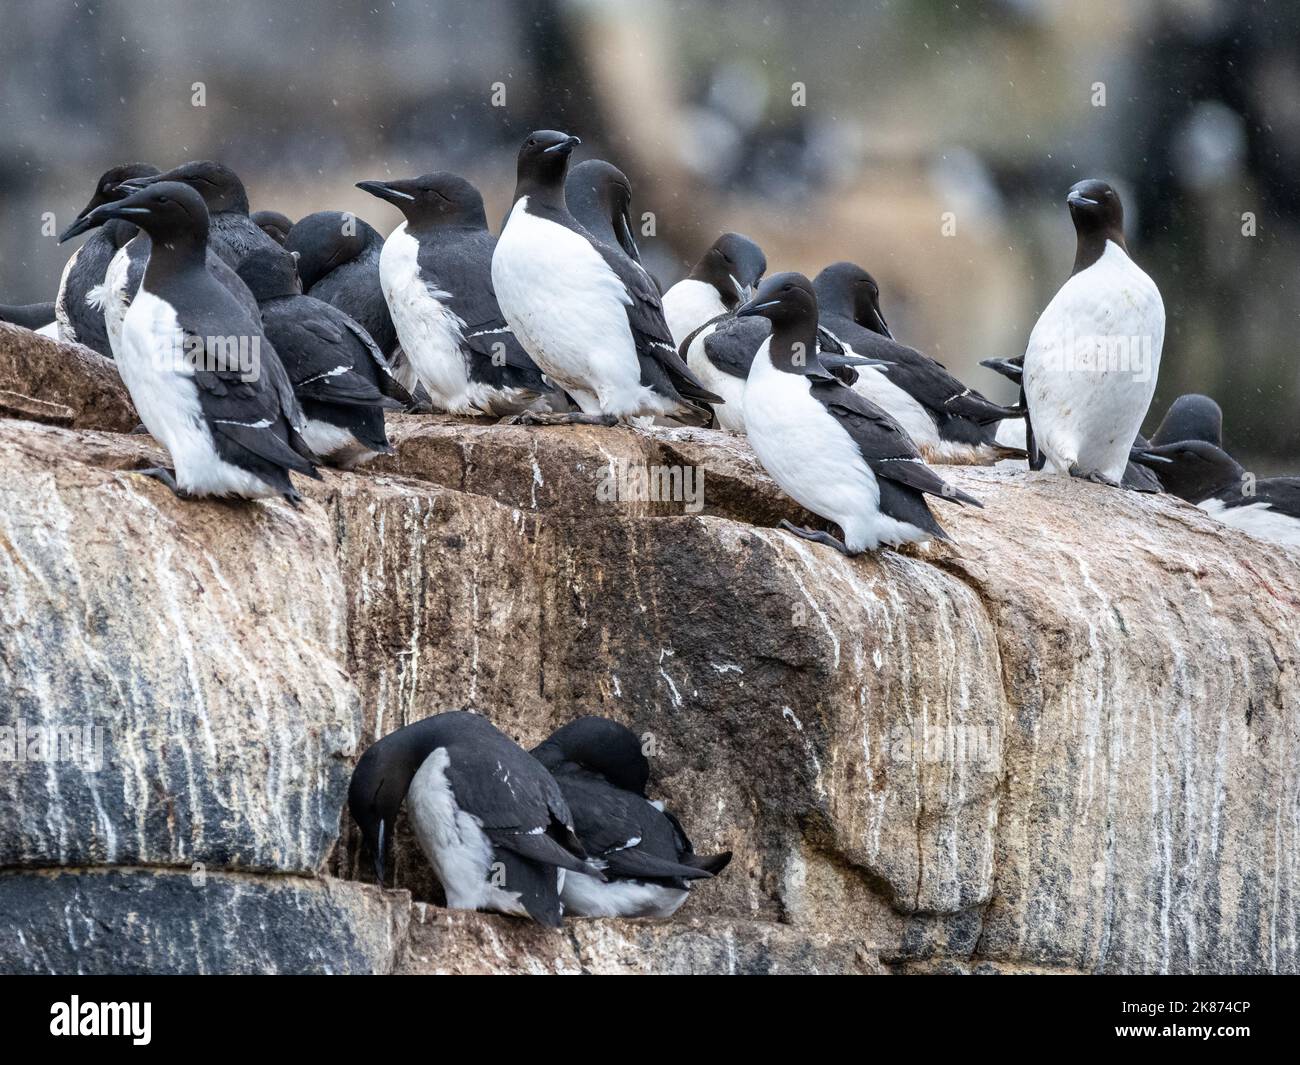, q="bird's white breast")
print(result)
[95,242,135,357]
[379,222,475,413]
[491,198,642,413]
[849,364,938,449]
[663,279,726,351]
[743,341,884,549]
[1023,240,1164,481]
[684,323,746,431]
[54,245,80,342]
